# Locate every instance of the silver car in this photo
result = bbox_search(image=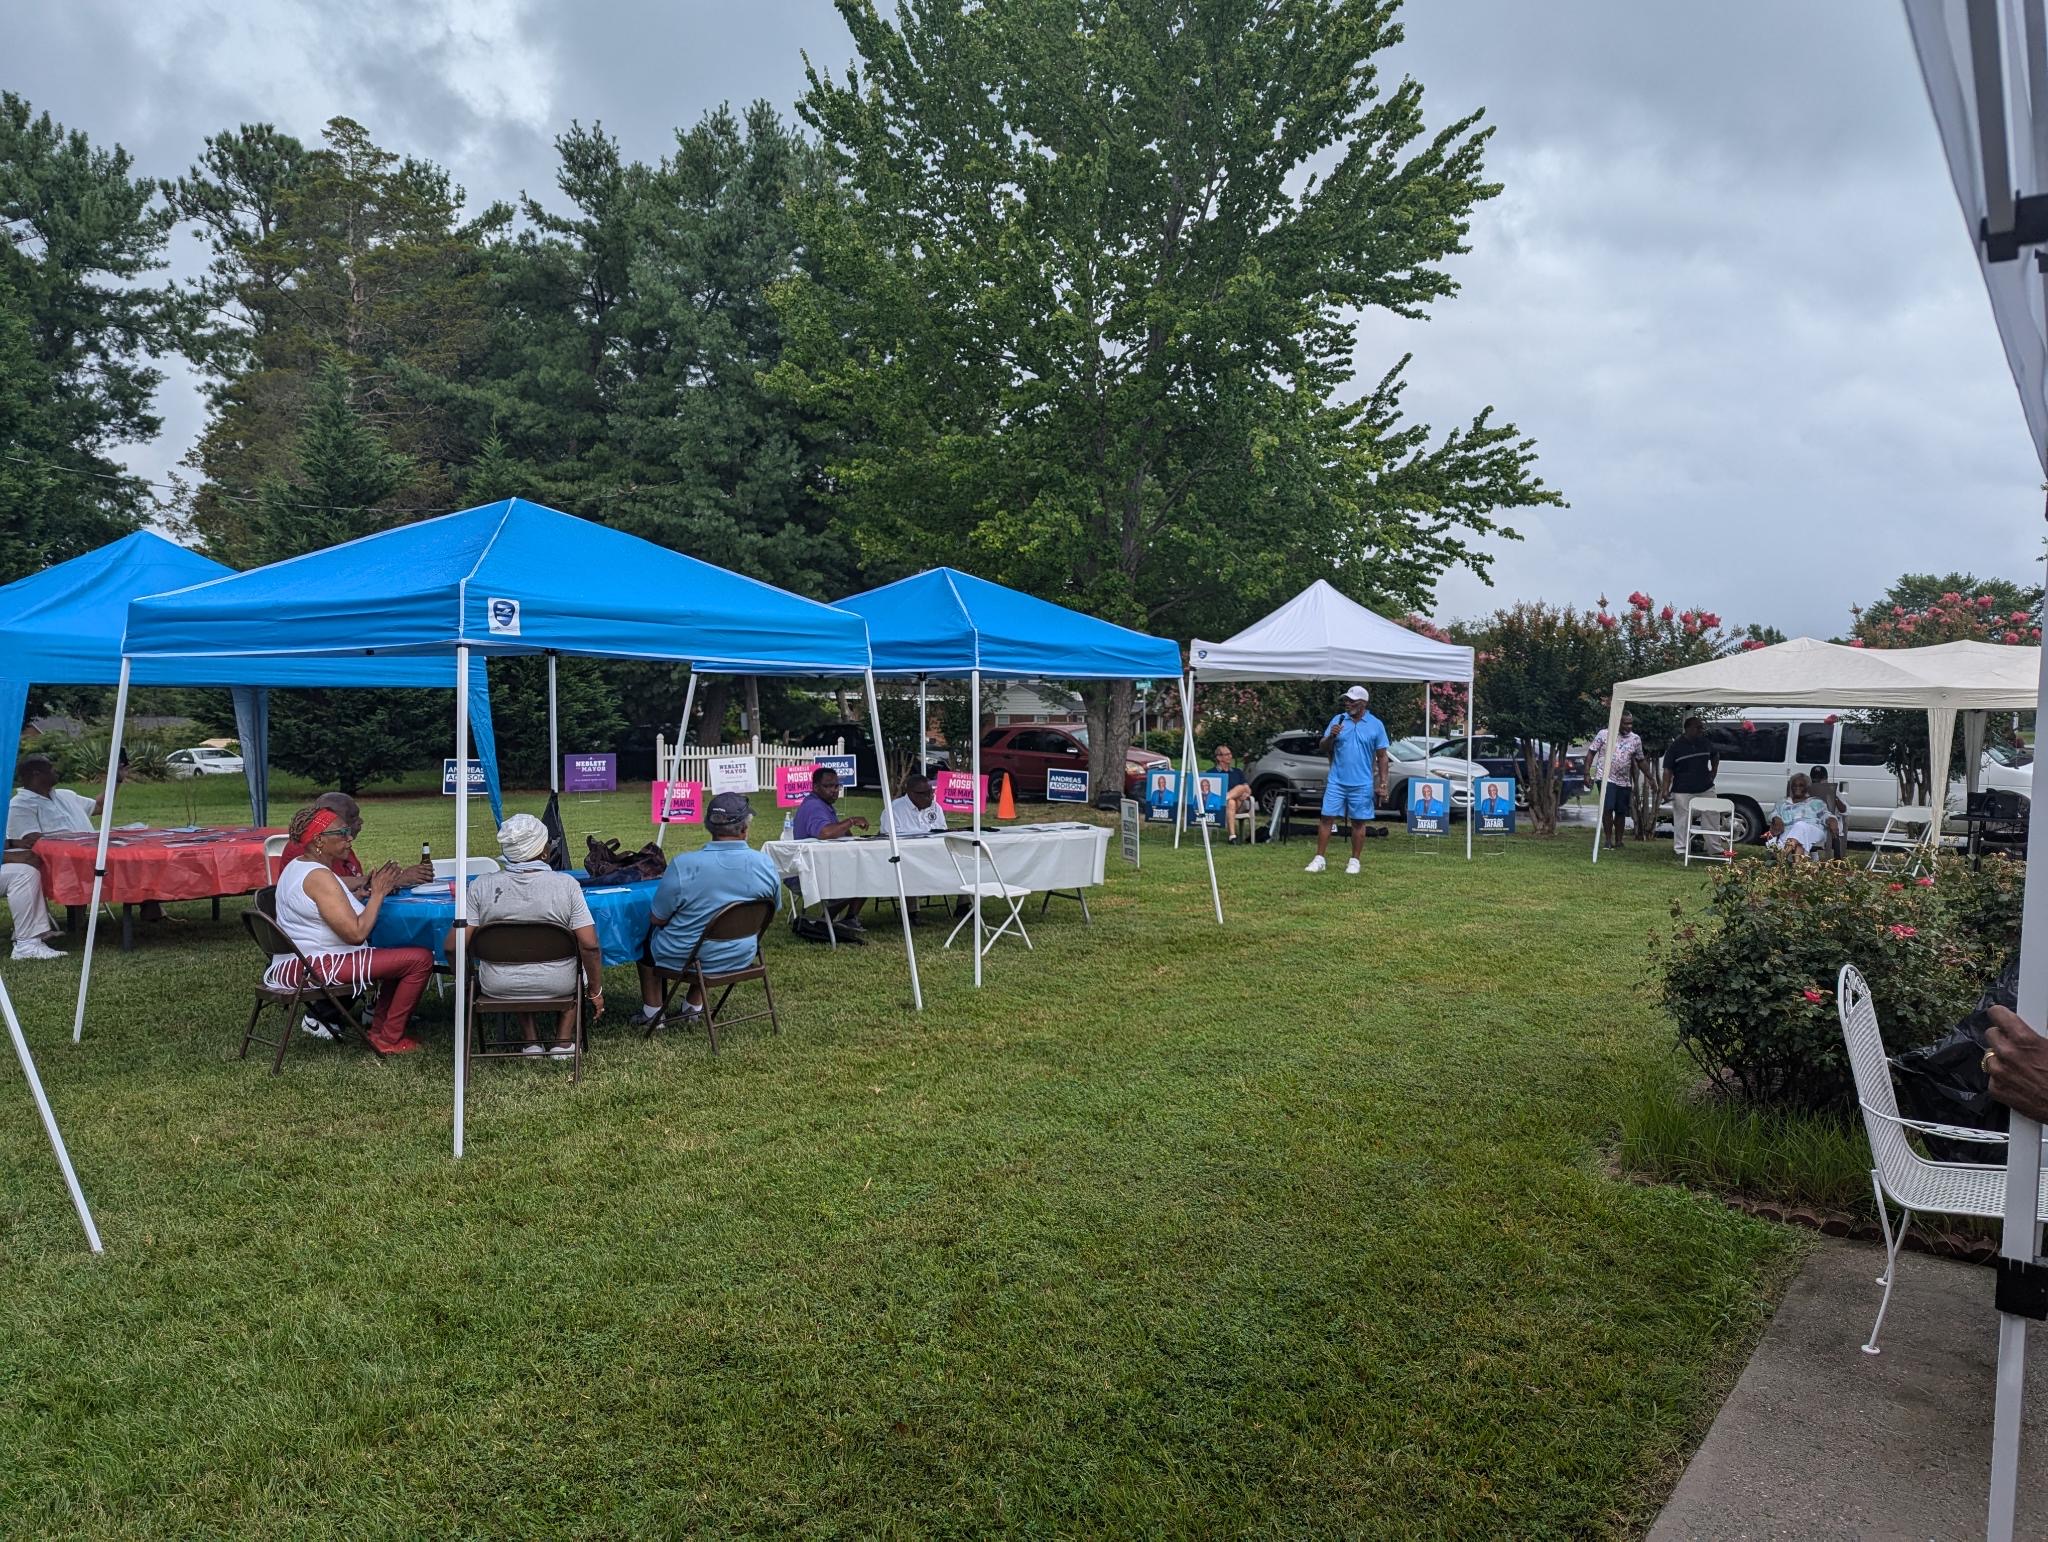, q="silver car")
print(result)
[1246,729,1480,817]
